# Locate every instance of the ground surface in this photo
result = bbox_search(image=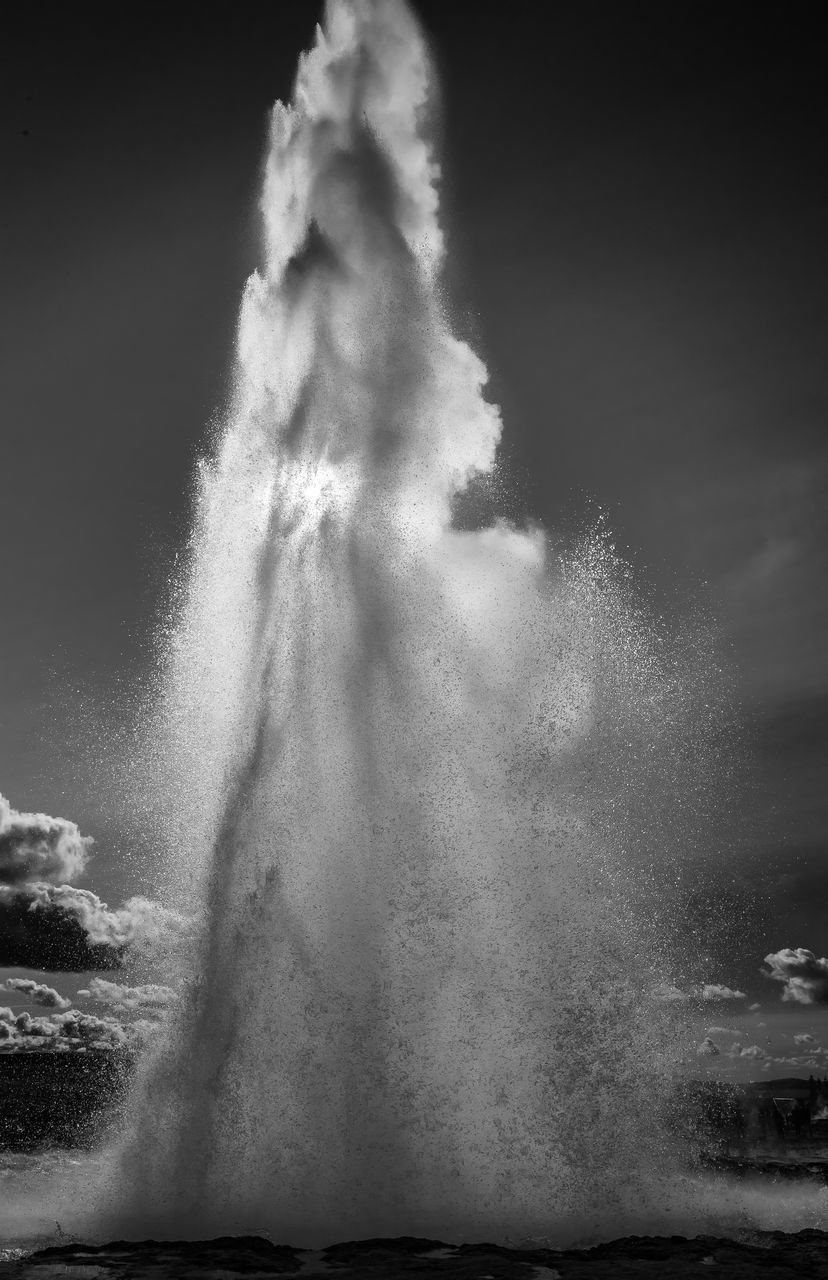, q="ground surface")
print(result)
[4,1231,828,1278]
